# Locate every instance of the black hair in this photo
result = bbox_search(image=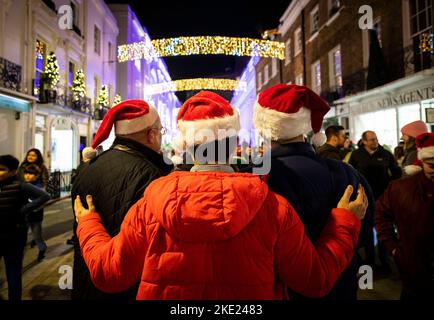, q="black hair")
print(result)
[0,155,20,171]
[24,148,45,166]
[325,125,345,141]
[23,164,42,176]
